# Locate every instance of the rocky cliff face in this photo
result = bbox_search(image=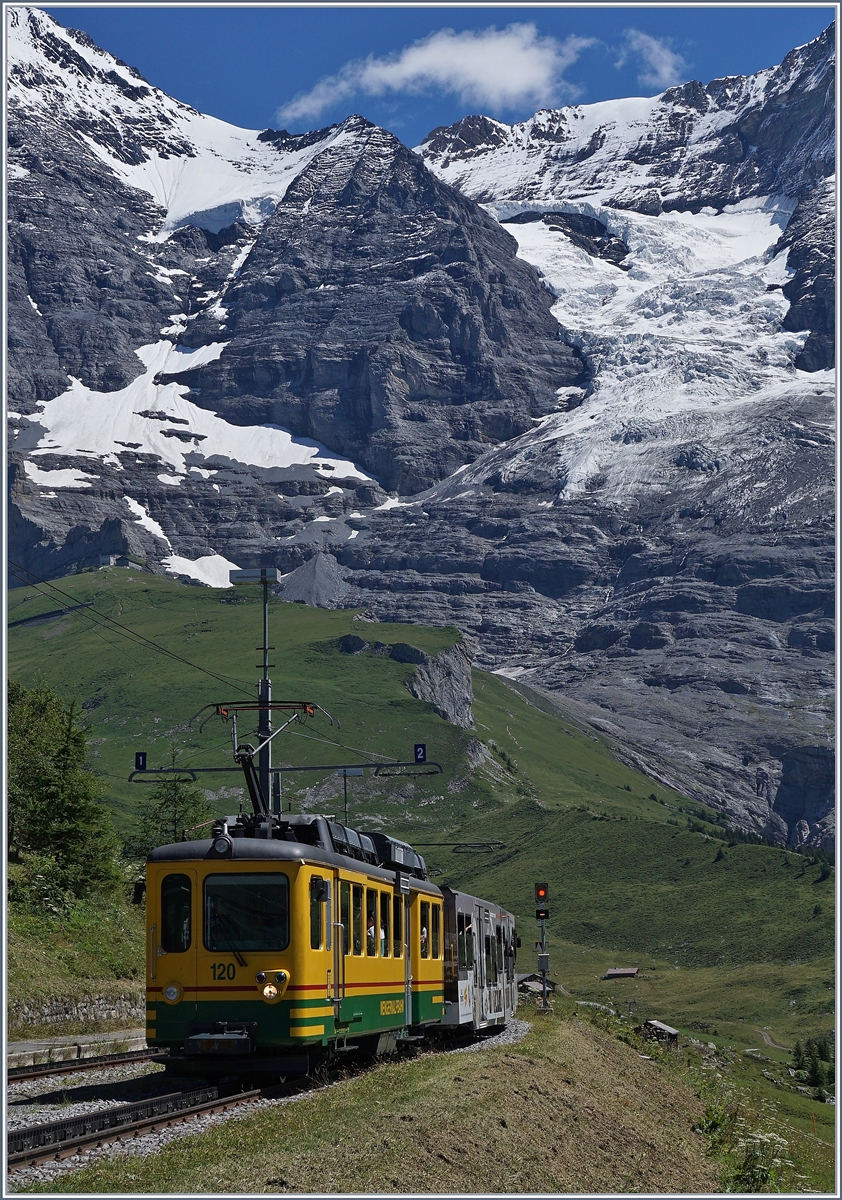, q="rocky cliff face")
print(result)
[160,117,586,493]
[6,10,835,848]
